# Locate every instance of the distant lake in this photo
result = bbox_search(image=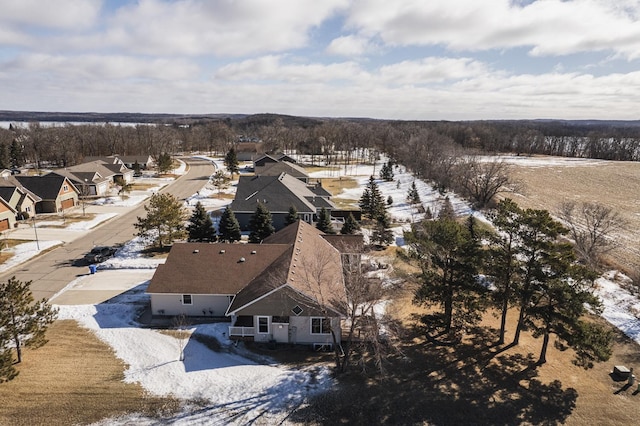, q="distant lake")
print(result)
[0,121,149,129]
